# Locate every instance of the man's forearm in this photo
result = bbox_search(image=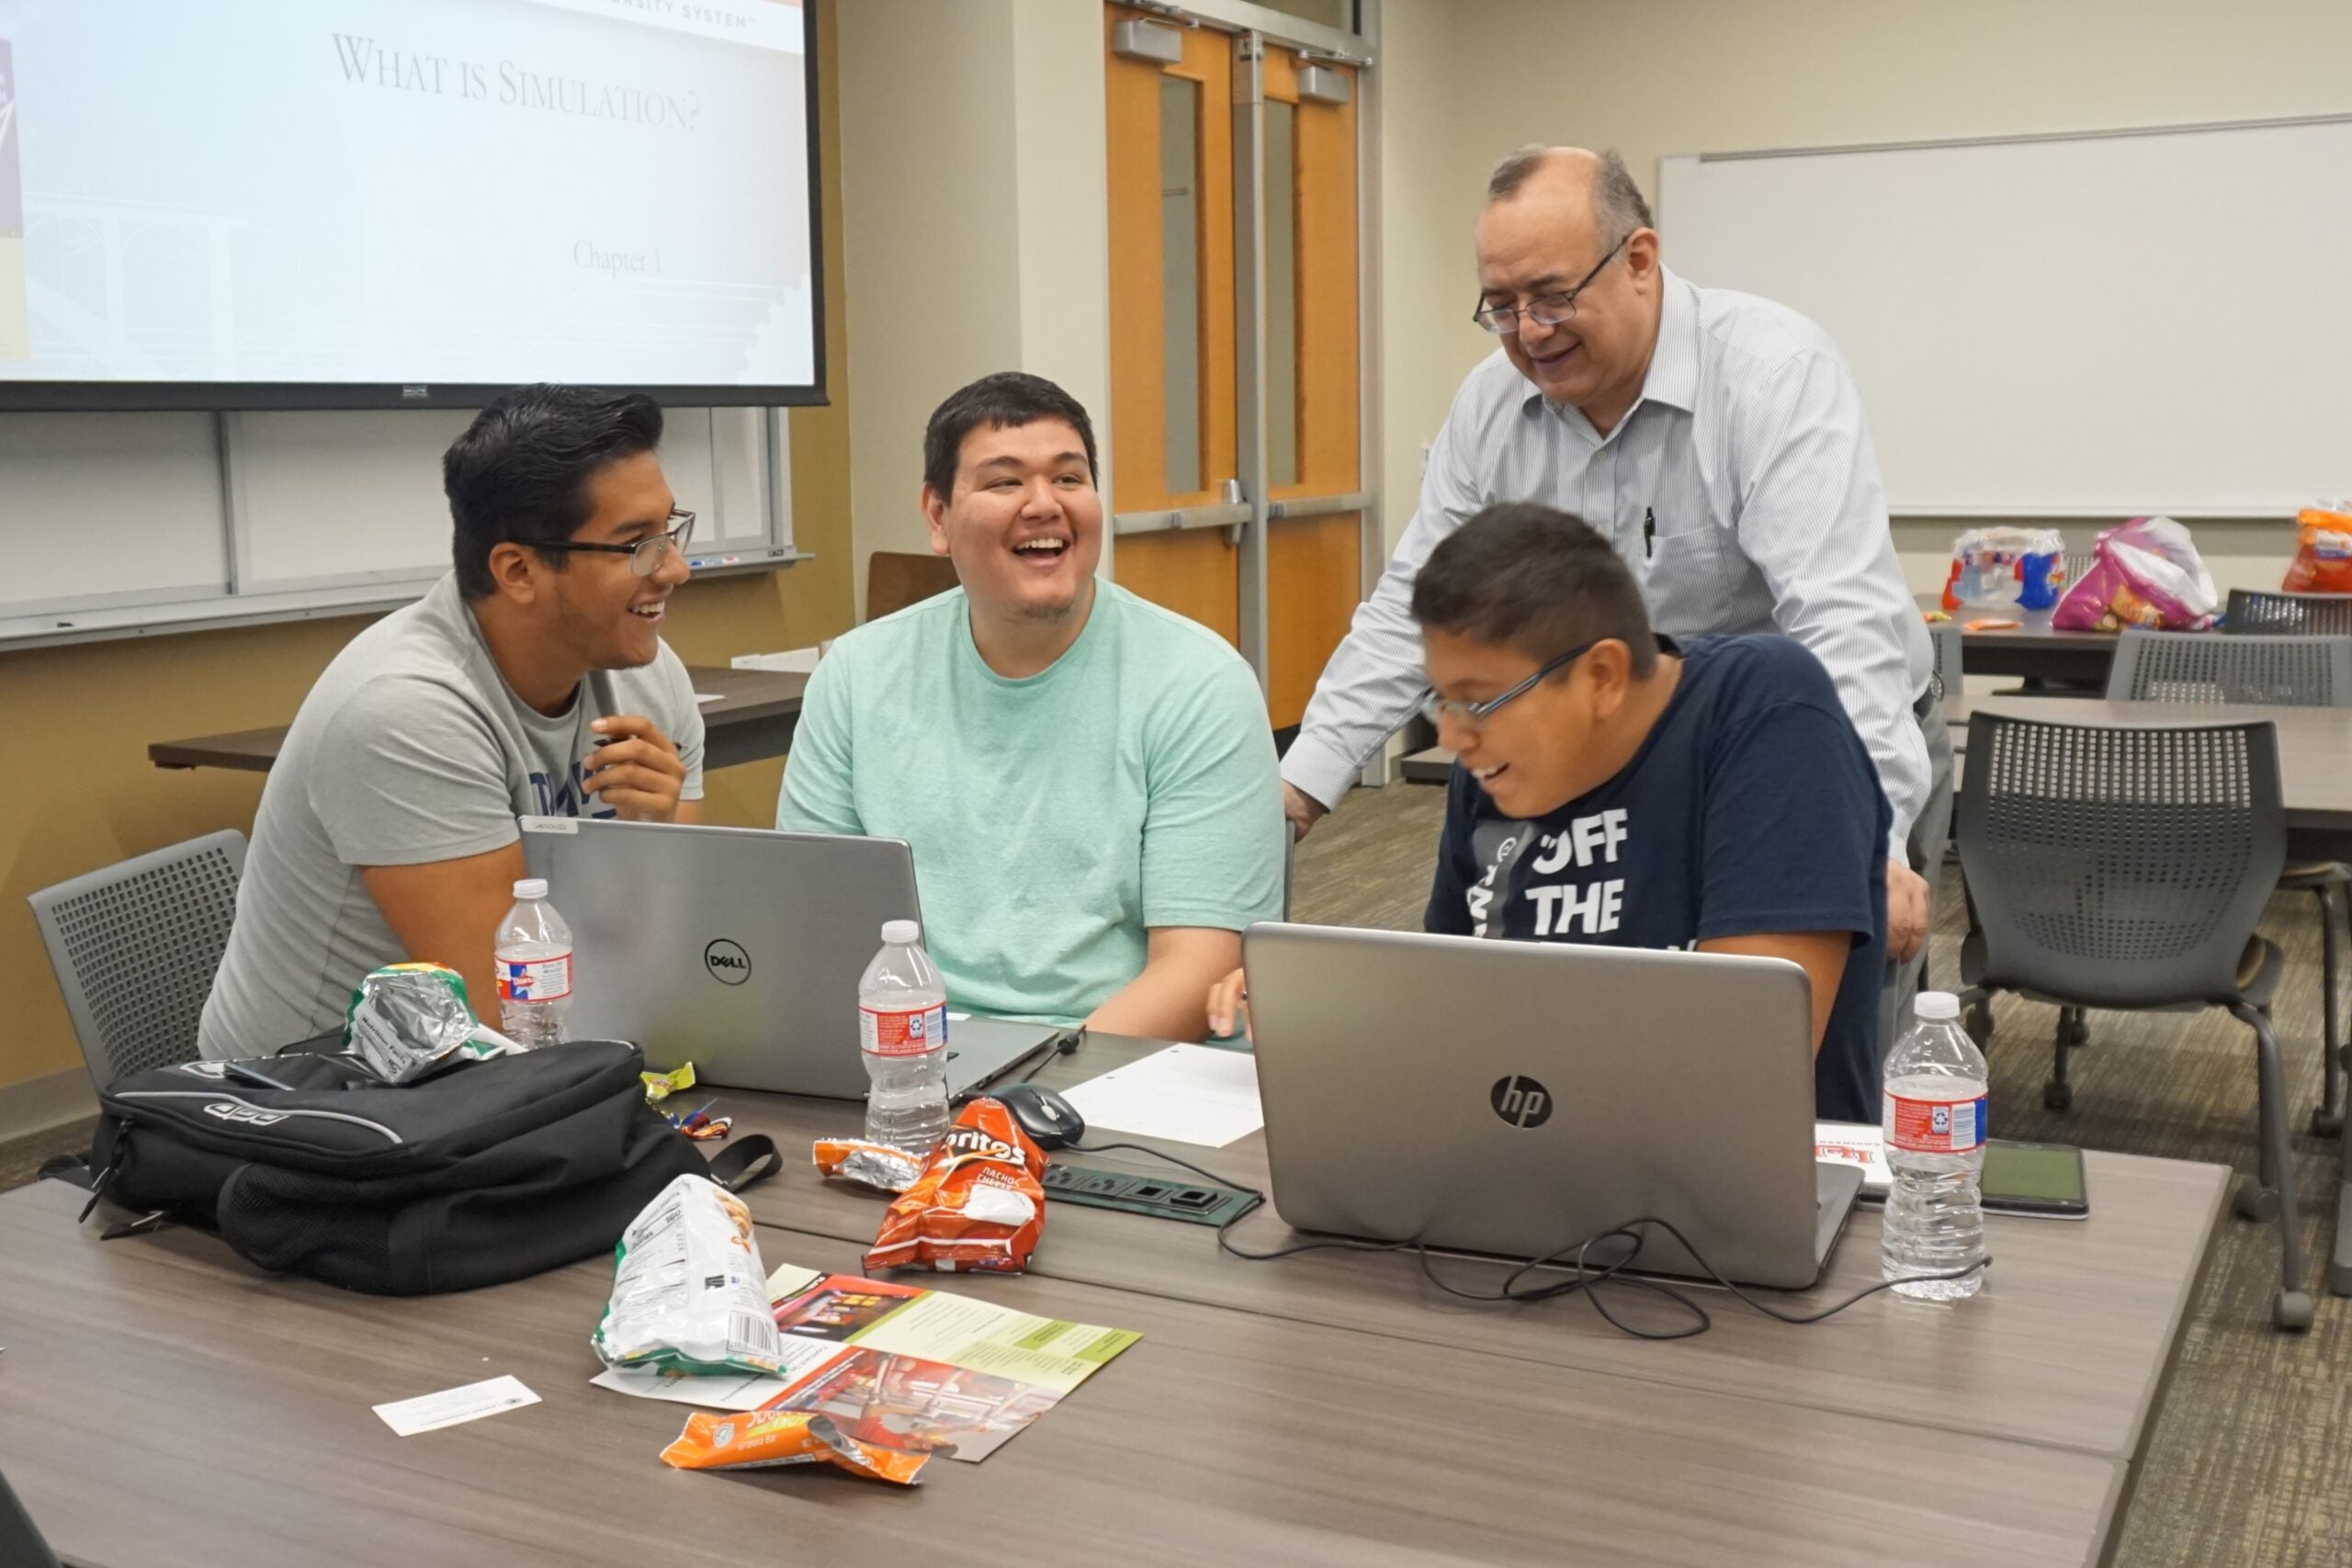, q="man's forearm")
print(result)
[1086,933,1243,1042]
